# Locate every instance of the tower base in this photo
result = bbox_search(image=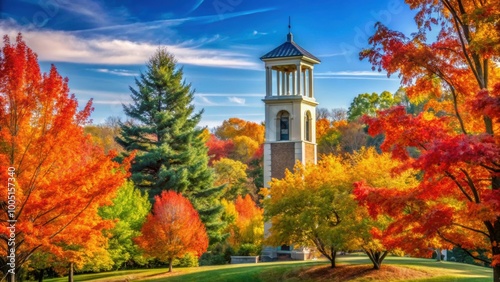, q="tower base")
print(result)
[260,246,312,262]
